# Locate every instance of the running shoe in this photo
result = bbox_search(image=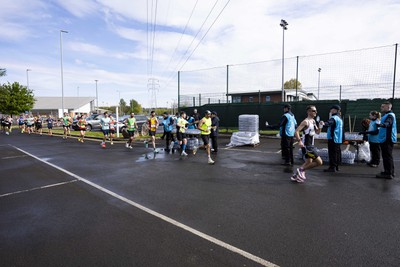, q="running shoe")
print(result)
[125,142,129,148]
[78,138,81,142]
[208,157,215,164]
[154,148,159,153]
[128,146,133,149]
[297,168,306,180]
[181,151,188,156]
[291,174,304,183]
[101,142,106,148]
[81,139,84,143]
[110,141,114,145]
[193,147,198,155]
